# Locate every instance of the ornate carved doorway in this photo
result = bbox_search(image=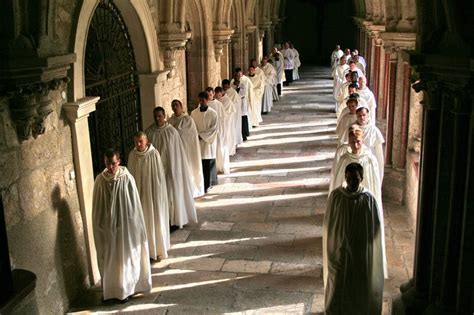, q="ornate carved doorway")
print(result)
[85,0,141,174]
